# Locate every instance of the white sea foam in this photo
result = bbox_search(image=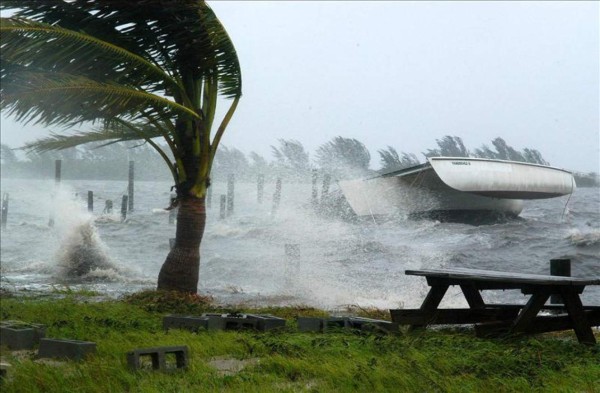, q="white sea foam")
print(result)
[567,228,600,247]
